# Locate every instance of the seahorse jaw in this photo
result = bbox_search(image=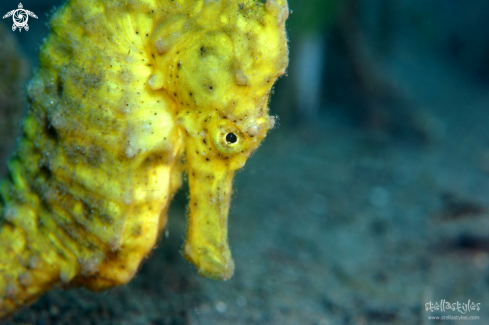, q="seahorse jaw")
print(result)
[182,151,237,280]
